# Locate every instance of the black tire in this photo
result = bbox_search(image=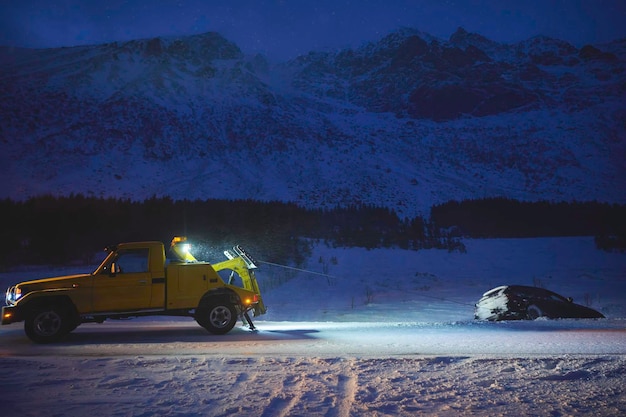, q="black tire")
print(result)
[527,304,543,320]
[24,304,72,343]
[196,301,237,335]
